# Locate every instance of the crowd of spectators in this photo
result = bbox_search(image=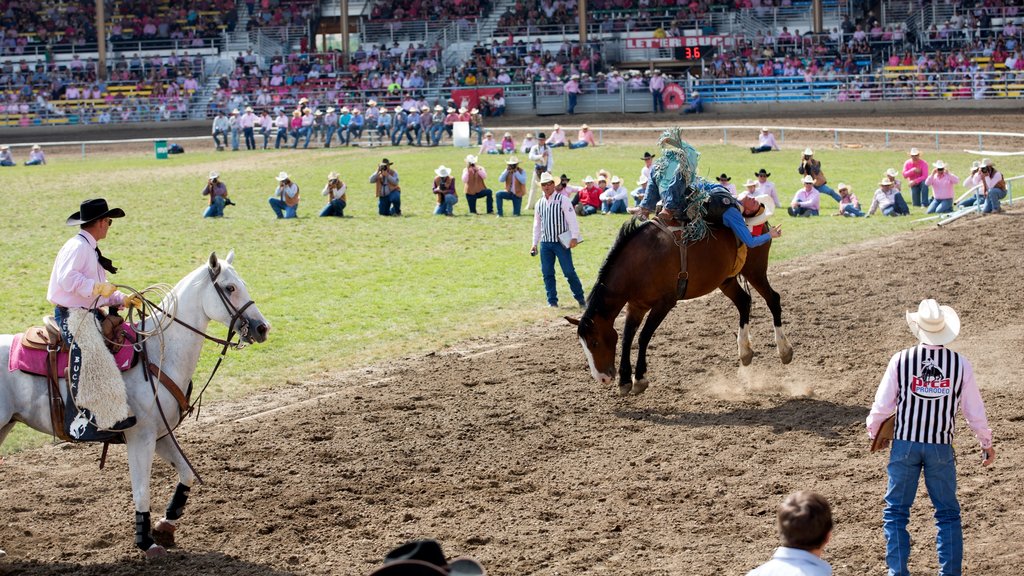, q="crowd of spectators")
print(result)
[495,0,711,36]
[368,0,492,22]
[245,0,316,29]
[441,38,607,87]
[0,0,236,56]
